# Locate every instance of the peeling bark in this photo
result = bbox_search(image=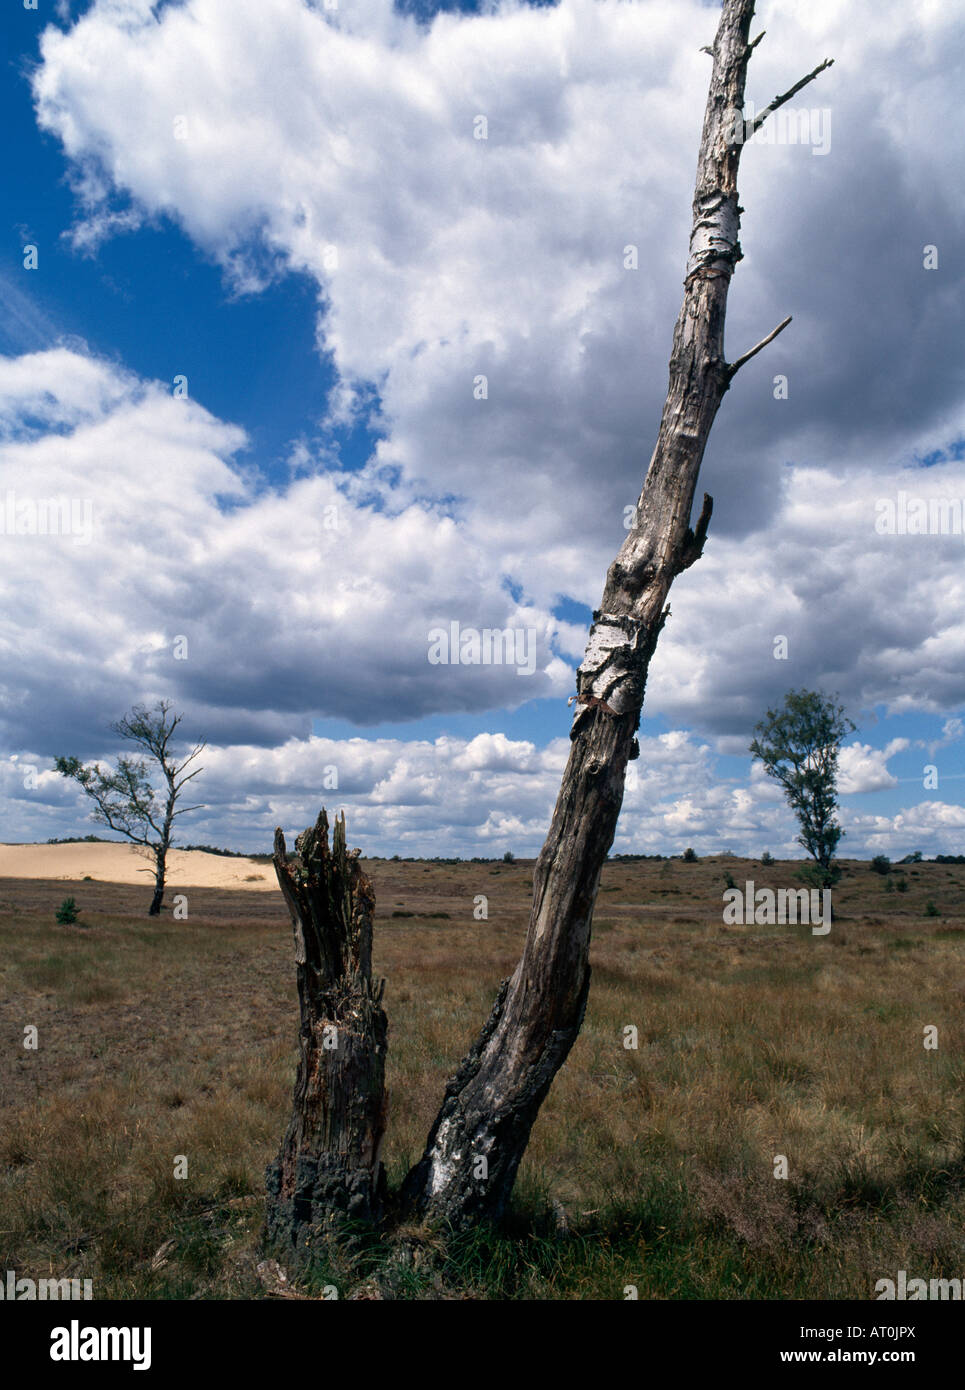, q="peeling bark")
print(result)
[401,0,832,1229]
[265,810,388,1262]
